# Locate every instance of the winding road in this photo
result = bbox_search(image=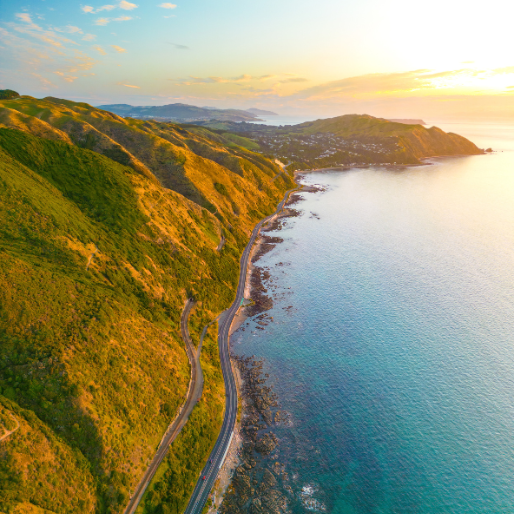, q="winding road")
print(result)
[184,185,300,514]
[124,298,204,514]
